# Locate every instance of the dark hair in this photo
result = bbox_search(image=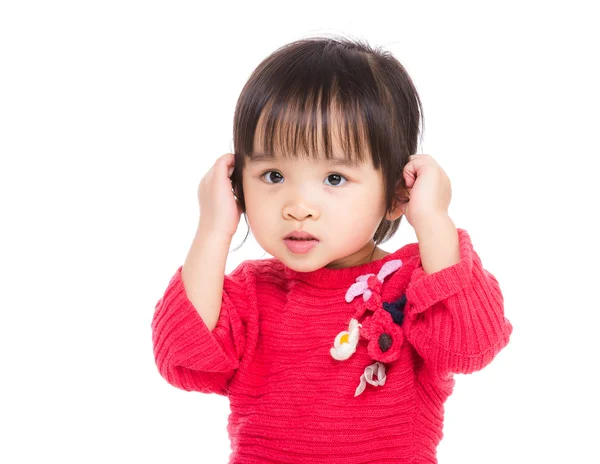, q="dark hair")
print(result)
[229,34,424,254]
